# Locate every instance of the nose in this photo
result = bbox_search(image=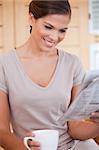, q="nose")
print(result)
[49,31,59,42]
